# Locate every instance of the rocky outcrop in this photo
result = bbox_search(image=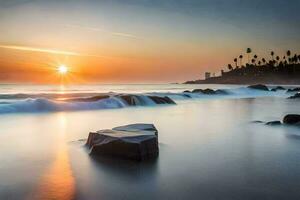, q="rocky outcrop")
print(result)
[247,84,269,91]
[287,87,300,93]
[148,96,176,104]
[118,95,145,106]
[191,88,227,95]
[117,95,175,105]
[283,114,300,125]
[265,121,281,126]
[65,95,110,102]
[86,124,159,161]
[288,93,300,99]
[271,86,285,91]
